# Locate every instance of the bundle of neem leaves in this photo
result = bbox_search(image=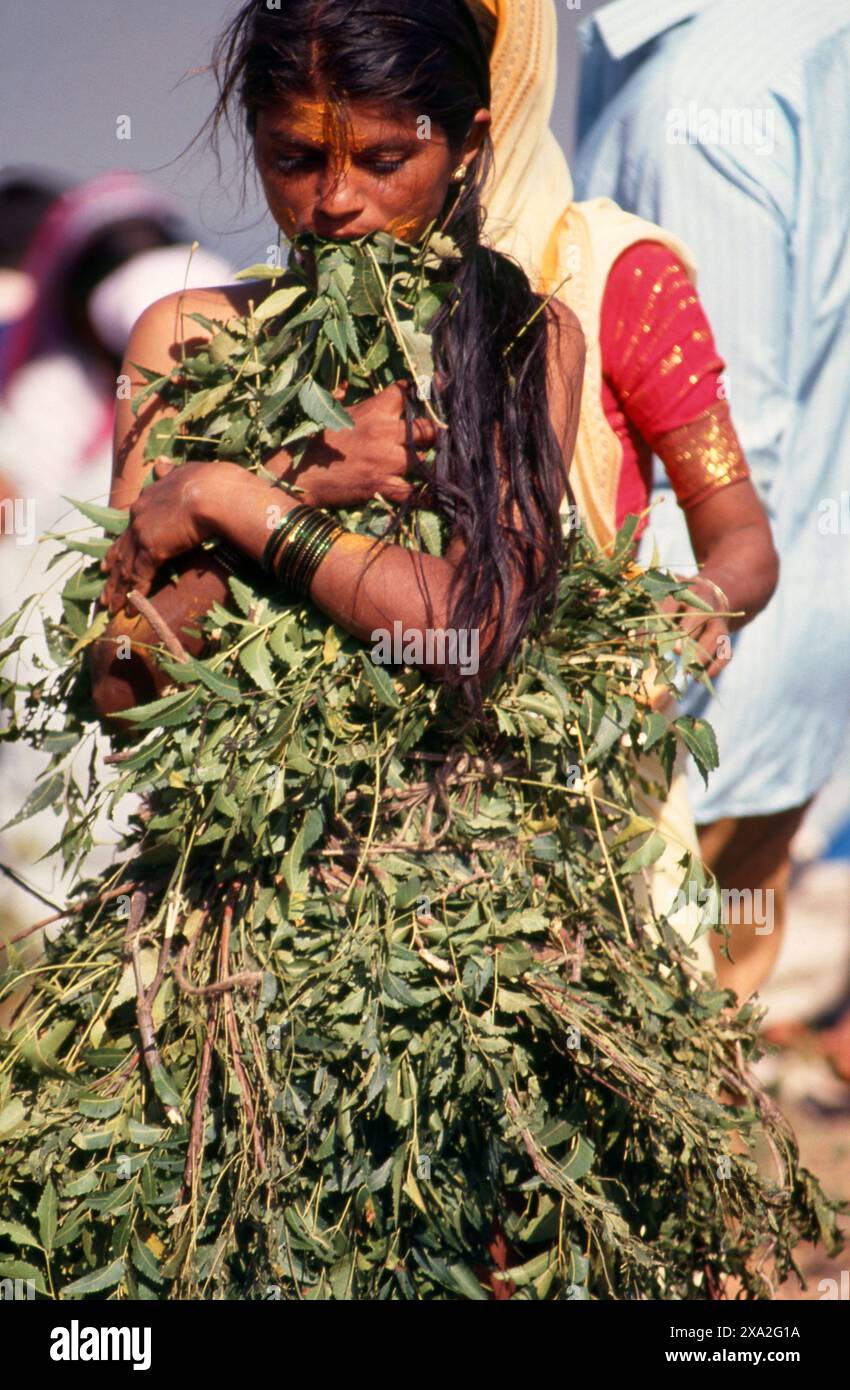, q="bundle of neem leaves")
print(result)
[0,228,841,1301]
